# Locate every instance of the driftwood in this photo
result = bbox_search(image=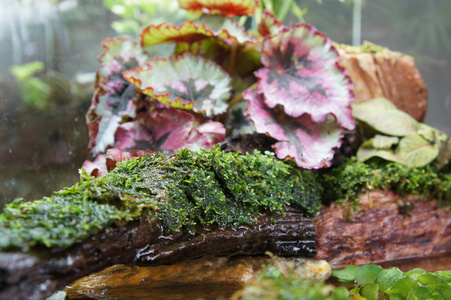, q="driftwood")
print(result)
[0,207,315,300]
[314,190,451,268]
